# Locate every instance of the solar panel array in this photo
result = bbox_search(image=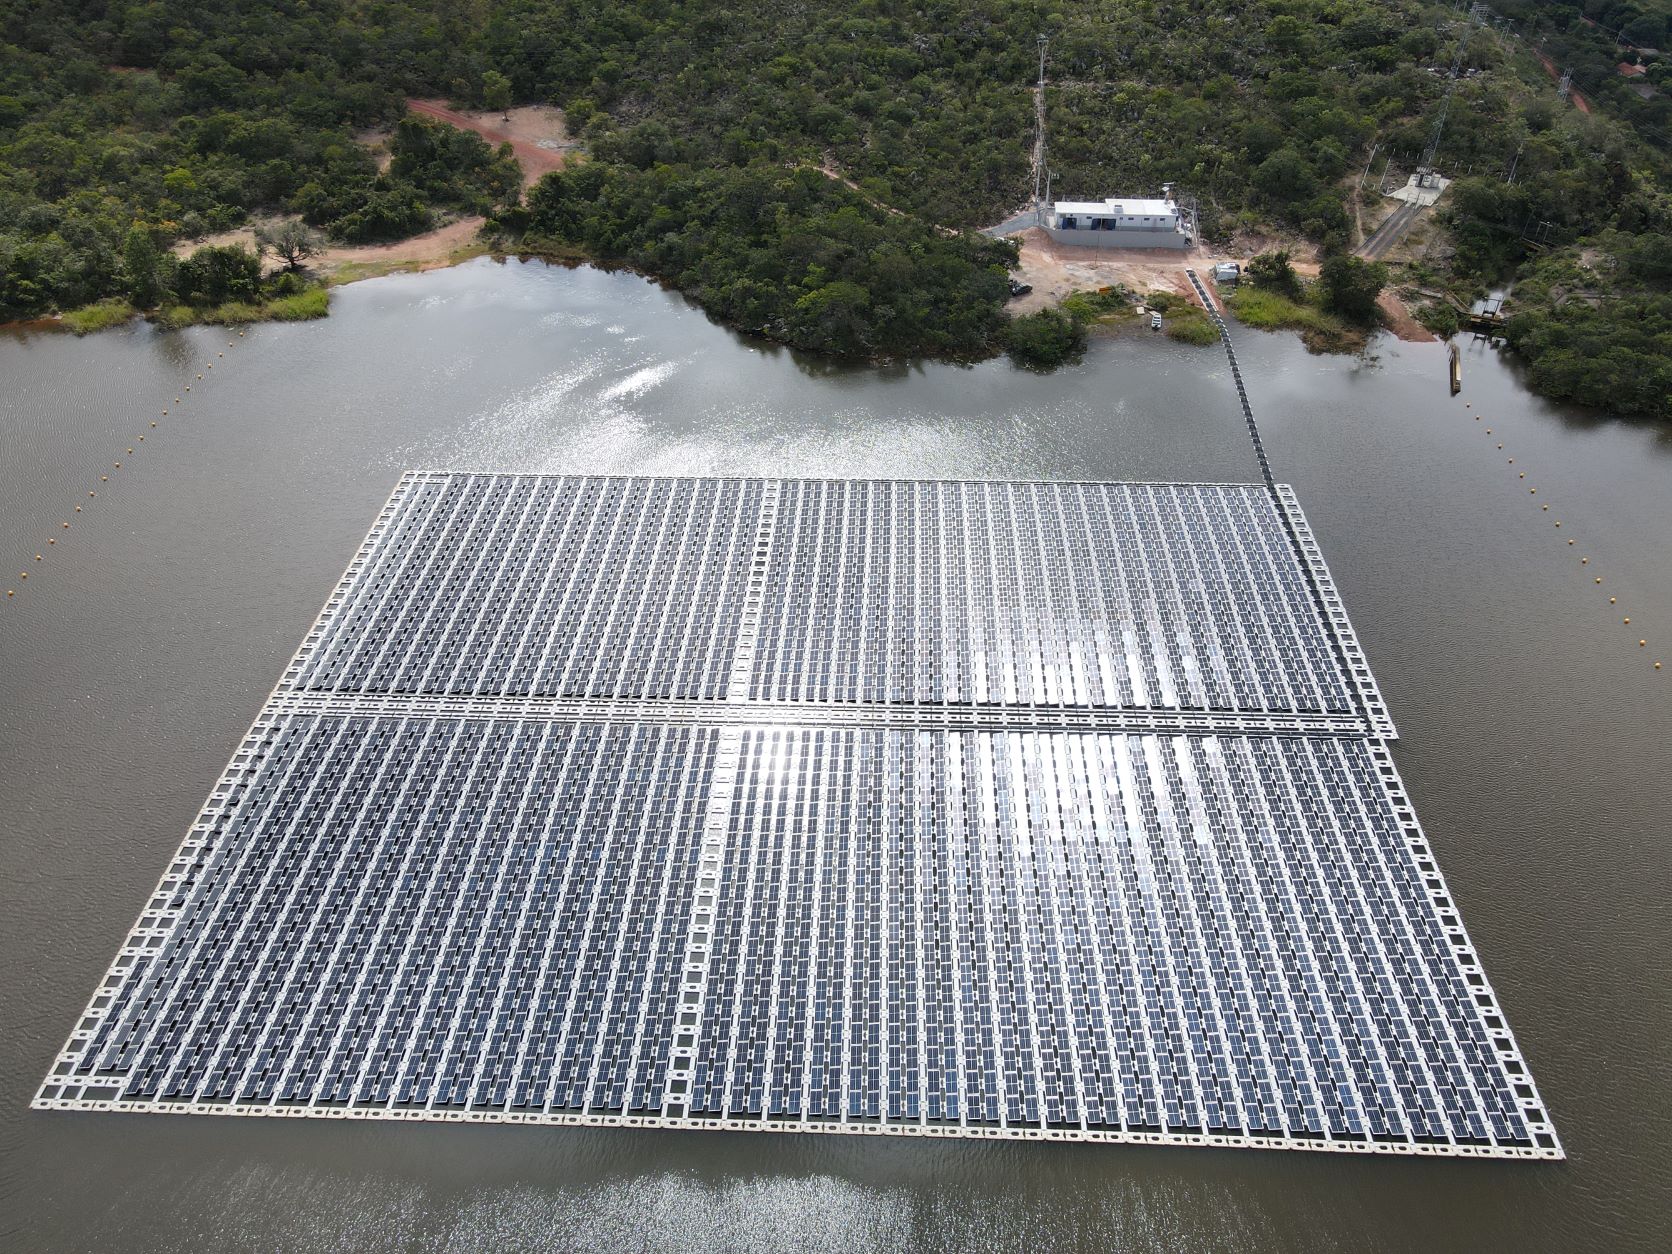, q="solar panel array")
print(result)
[38,473,1558,1158]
